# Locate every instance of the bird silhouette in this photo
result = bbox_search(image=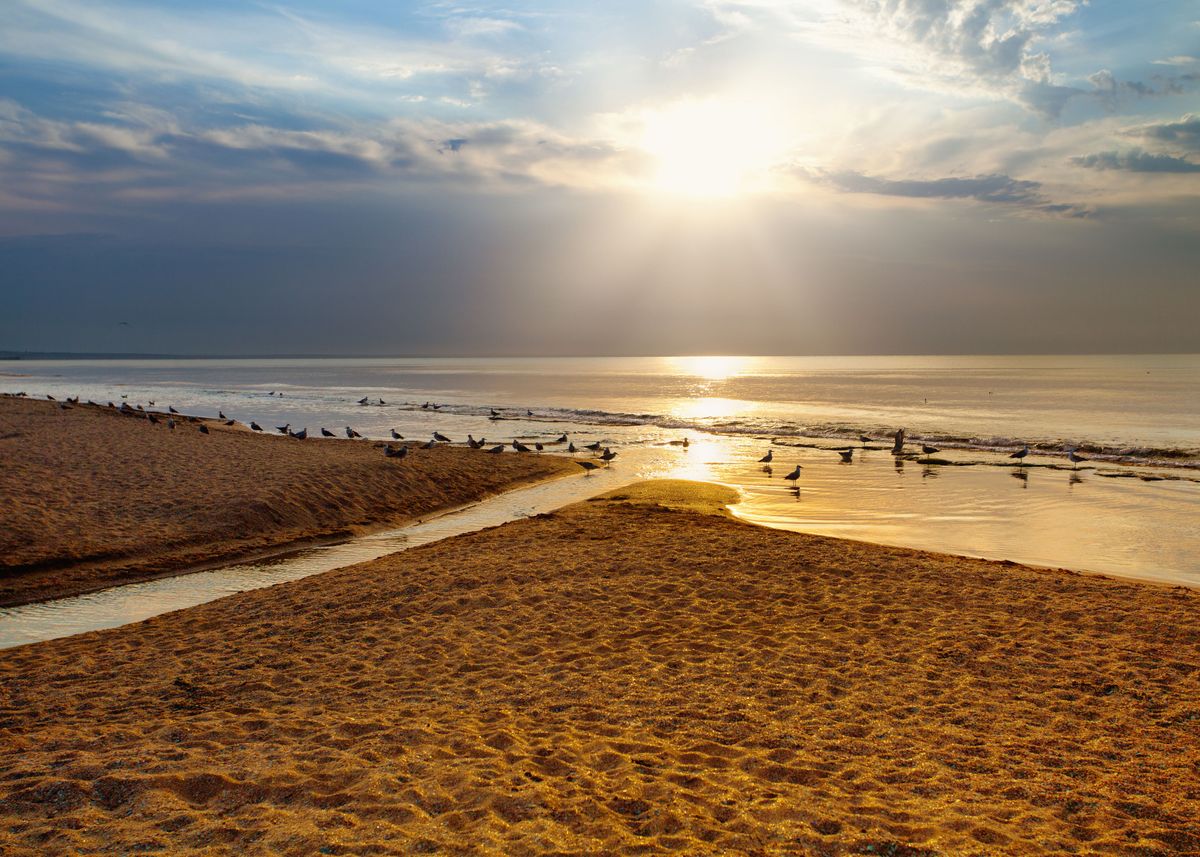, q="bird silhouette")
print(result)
[1010,444,1030,465]
[1067,448,1088,469]
[433,432,451,443]
[199,424,209,435]
[321,428,335,437]
[759,450,773,463]
[600,448,617,462]
[486,444,504,454]
[838,449,853,463]
[290,427,307,440]
[784,465,802,484]
[276,424,290,434]
[250,422,263,432]
[577,461,599,476]
[390,429,403,440]
[921,444,939,459]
